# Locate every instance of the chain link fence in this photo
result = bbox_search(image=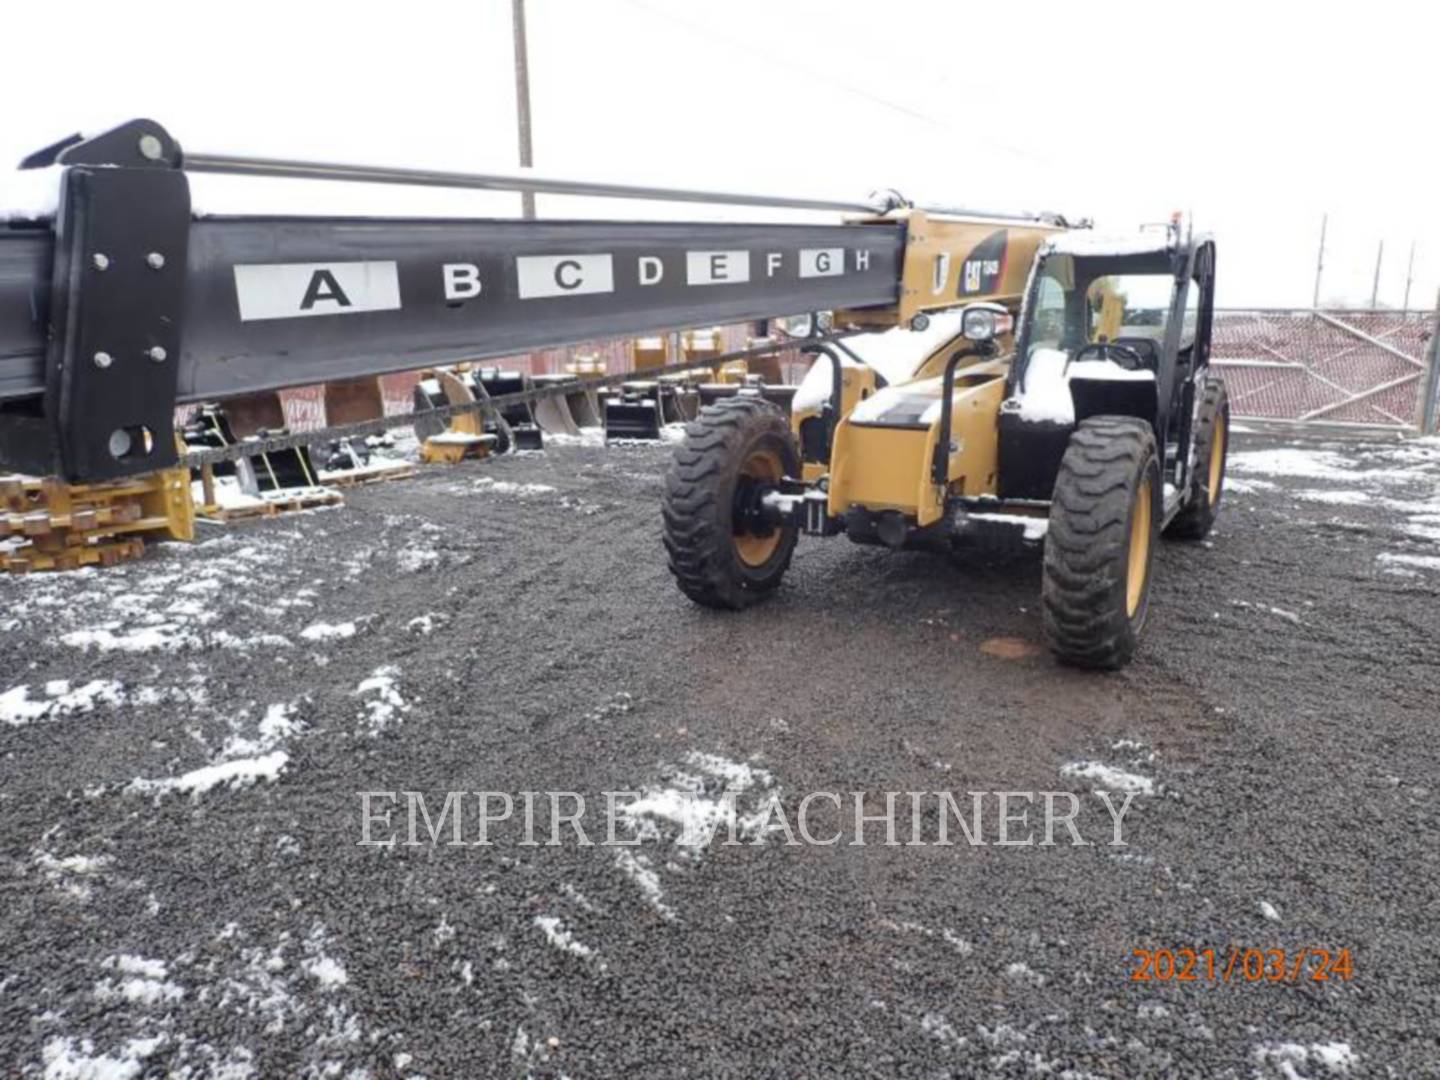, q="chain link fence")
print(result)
[1212,309,1438,429]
